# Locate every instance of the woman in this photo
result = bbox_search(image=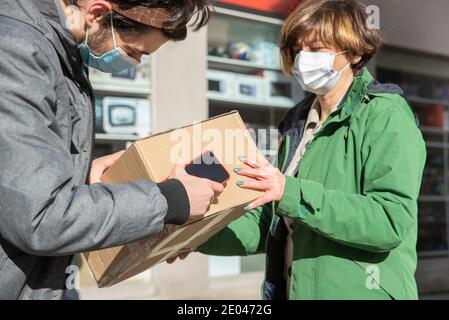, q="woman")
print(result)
[181,0,426,300]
